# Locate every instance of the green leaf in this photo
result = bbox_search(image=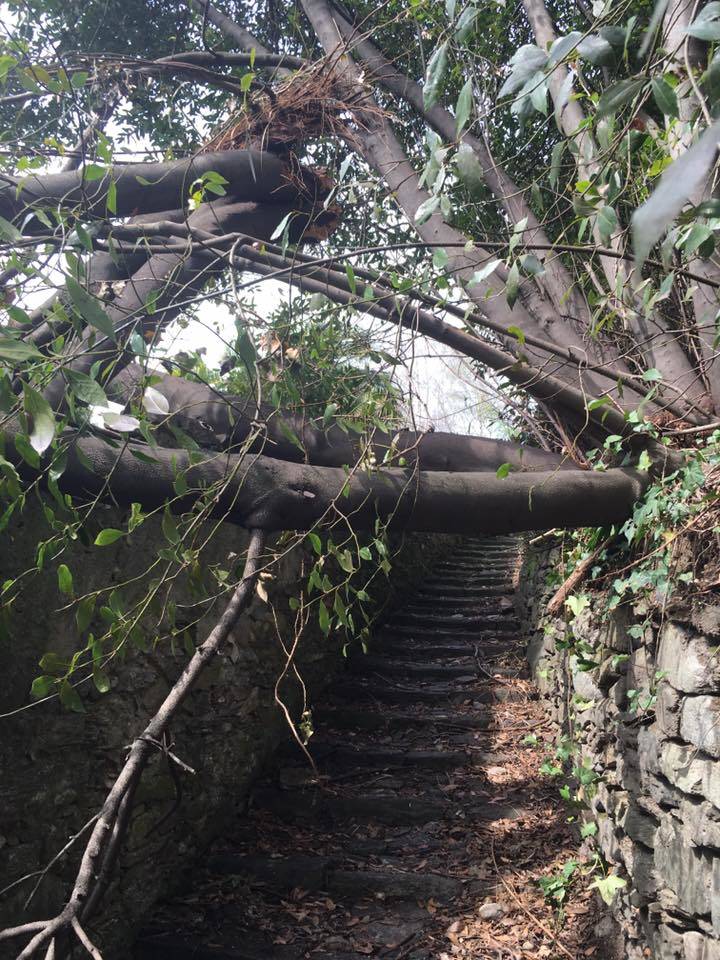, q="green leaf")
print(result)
[547,31,582,67]
[59,680,85,713]
[65,370,108,407]
[596,78,646,117]
[507,325,526,345]
[92,665,111,693]
[642,368,662,382]
[307,532,322,554]
[76,595,96,632]
[31,675,55,698]
[577,34,615,66]
[0,338,43,363]
[318,600,331,636]
[632,120,720,267]
[549,141,566,189]
[597,205,618,245]
[455,79,473,135]
[499,45,547,99]
[337,550,354,573]
[687,2,720,40]
[57,563,73,596]
[106,179,117,214]
[651,77,679,118]
[94,528,124,546]
[589,874,626,905]
[423,42,449,109]
[162,507,180,544]
[414,195,440,225]
[456,144,485,196]
[66,277,116,340]
[23,384,55,454]
[496,462,511,479]
[468,259,501,286]
[505,261,520,308]
[455,6,477,43]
